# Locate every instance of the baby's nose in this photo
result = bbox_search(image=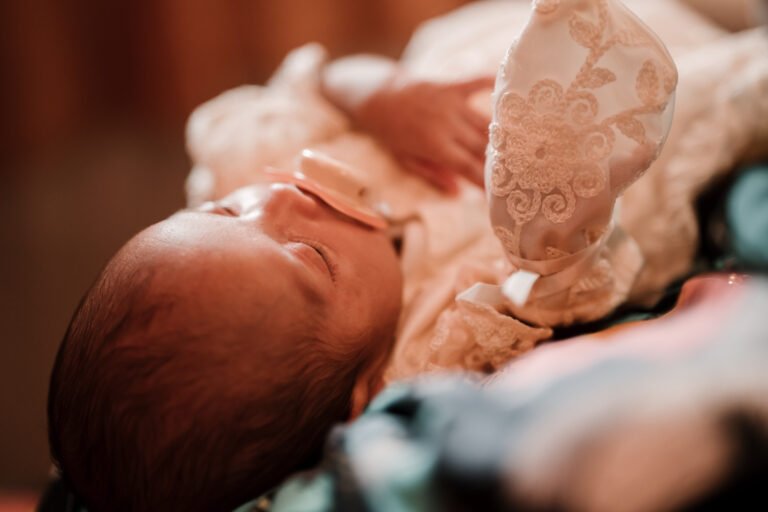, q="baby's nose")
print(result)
[263,182,323,220]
